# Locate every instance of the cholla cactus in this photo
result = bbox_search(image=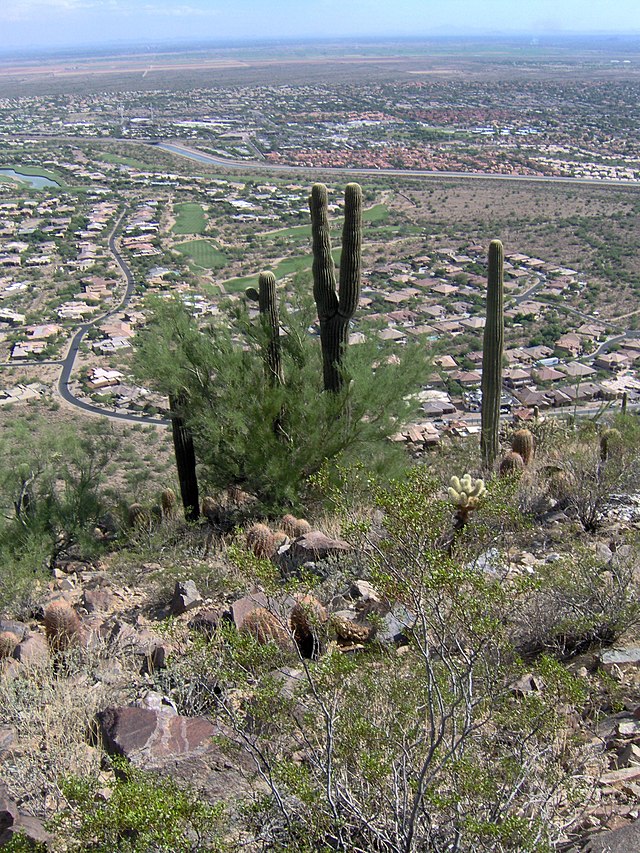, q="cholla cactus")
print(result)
[448,474,486,526]
[246,523,276,559]
[43,600,82,652]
